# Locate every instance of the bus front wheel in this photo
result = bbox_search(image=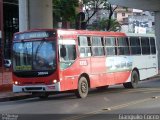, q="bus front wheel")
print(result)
[75,77,89,98]
[123,70,139,88]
